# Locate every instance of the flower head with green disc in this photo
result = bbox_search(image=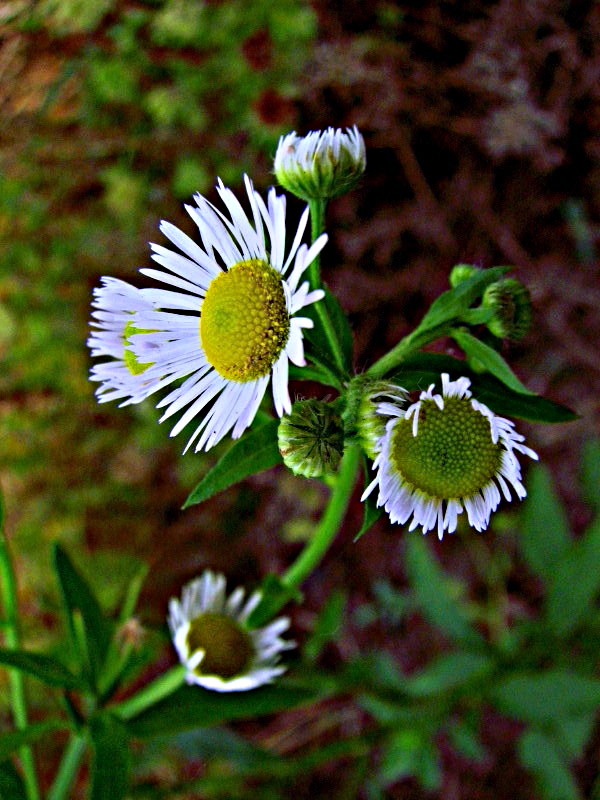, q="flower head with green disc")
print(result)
[128,175,327,452]
[362,373,538,539]
[168,570,293,692]
[87,277,161,406]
